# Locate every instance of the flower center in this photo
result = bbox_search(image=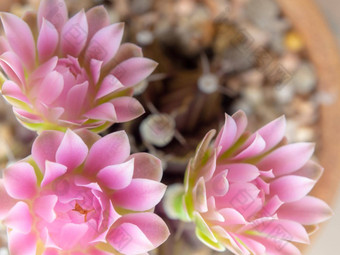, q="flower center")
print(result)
[72,202,94,222]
